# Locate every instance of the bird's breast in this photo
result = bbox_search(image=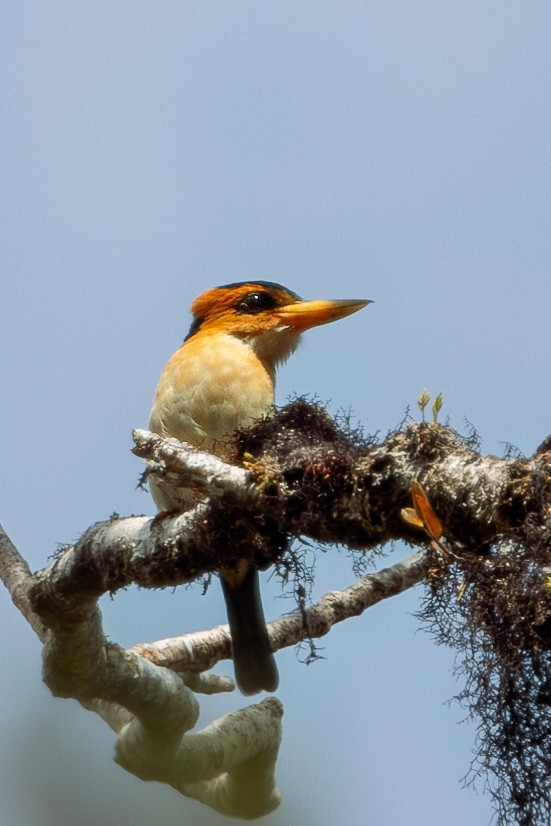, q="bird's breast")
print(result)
[149,332,275,458]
